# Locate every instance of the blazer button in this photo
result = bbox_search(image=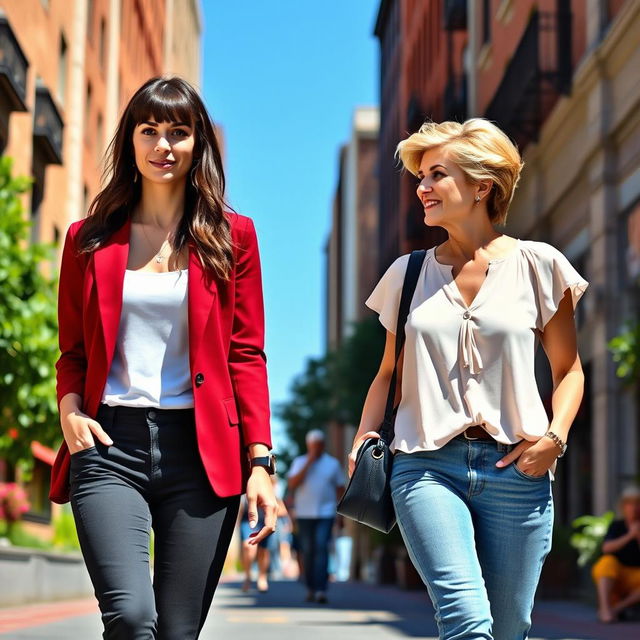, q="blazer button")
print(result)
[195,373,205,387]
